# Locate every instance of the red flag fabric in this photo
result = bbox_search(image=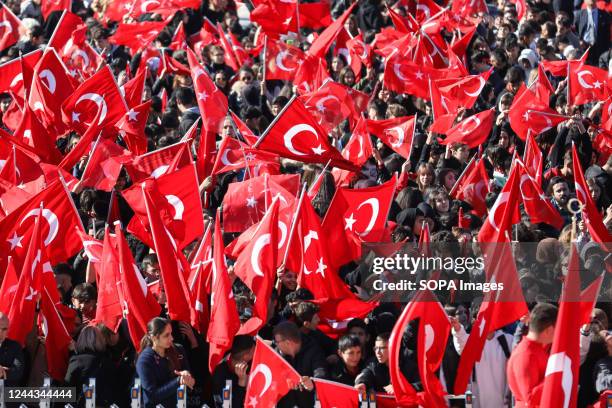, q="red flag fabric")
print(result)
[0,256,18,313]
[116,100,151,156]
[7,208,44,346]
[121,66,147,109]
[245,337,302,407]
[233,199,279,335]
[39,287,72,380]
[568,64,609,106]
[523,132,544,186]
[41,0,71,19]
[109,19,169,51]
[306,2,357,59]
[579,273,604,325]
[14,104,63,164]
[341,116,374,167]
[211,135,279,176]
[439,109,495,149]
[0,49,42,98]
[516,160,564,230]
[115,223,161,351]
[0,4,23,52]
[57,108,103,171]
[80,139,132,191]
[376,115,417,159]
[435,70,492,109]
[61,66,128,133]
[299,2,332,30]
[255,97,357,171]
[572,144,612,251]
[293,54,331,94]
[541,244,581,408]
[95,227,124,332]
[123,140,192,182]
[207,213,240,373]
[316,297,377,339]
[169,21,187,51]
[449,158,490,217]
[313,379,360,408]
[509,84,567,140]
